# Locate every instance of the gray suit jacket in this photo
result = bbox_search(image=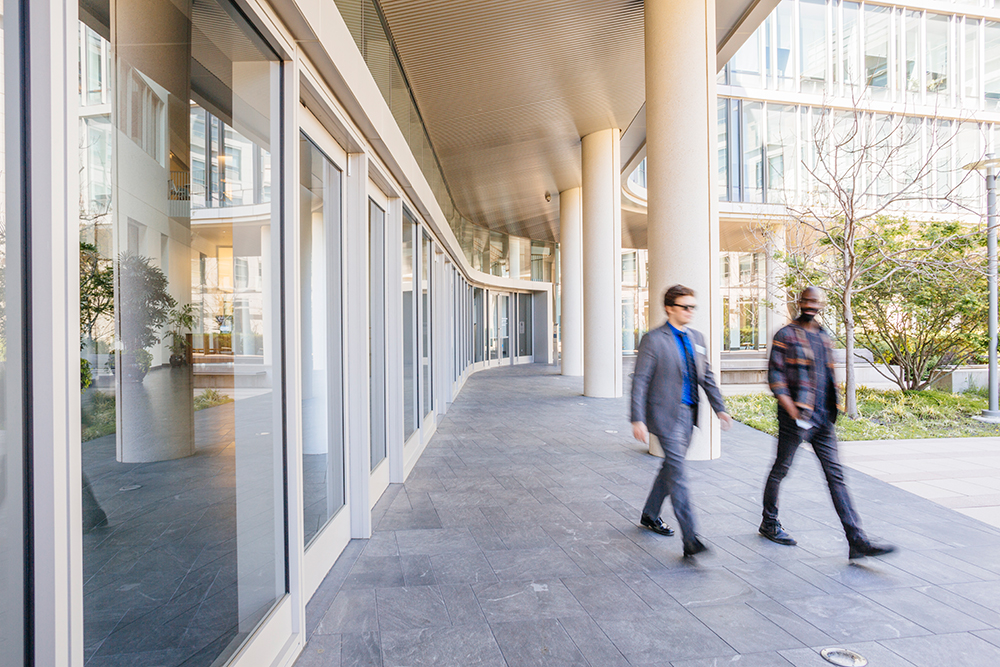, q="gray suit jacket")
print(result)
[630,324,726,438]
